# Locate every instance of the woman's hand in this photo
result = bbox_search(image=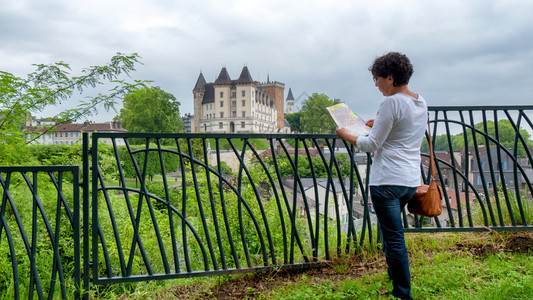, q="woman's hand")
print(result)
[336,128,357,146]
[365,119,375,127]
